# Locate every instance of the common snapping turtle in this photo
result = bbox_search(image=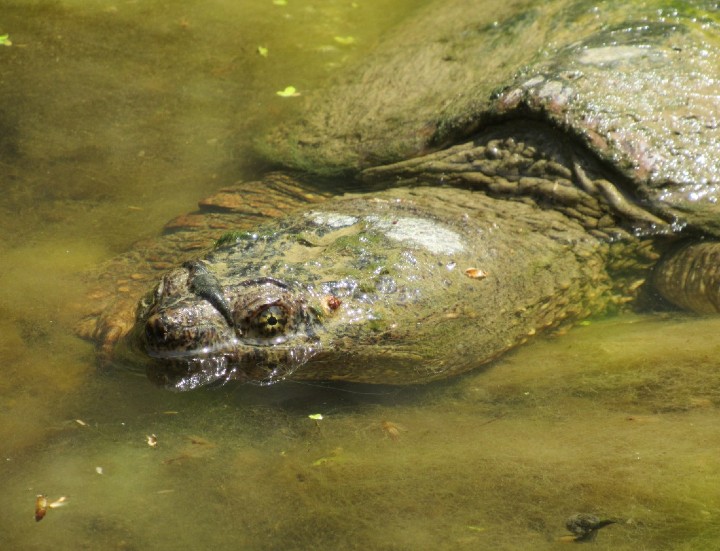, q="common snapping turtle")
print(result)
[82,1,720,390]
